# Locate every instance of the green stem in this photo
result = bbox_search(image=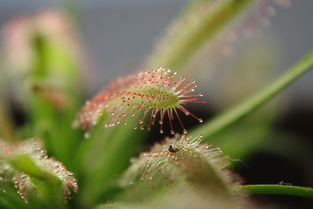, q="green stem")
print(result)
[241,185,313,199]
[190,51,313,140]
